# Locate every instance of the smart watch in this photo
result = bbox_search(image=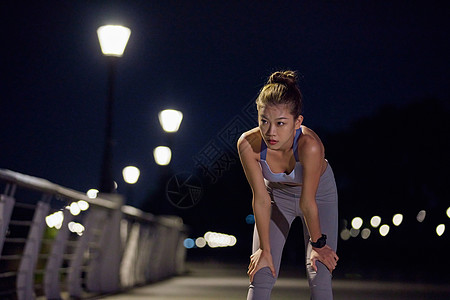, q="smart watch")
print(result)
[310,234,327,248]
